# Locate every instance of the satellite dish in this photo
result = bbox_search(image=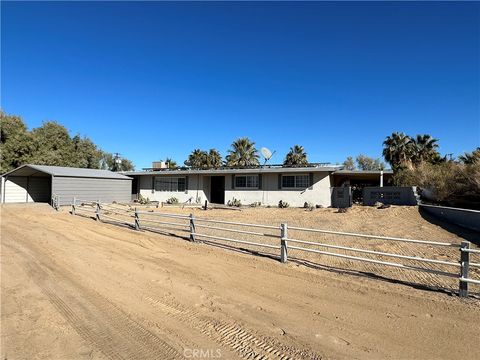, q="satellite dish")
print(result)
[261,147,275,165]
[261,147,272,160]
